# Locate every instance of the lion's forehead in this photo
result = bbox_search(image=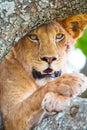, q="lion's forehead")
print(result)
[32,21,65,38]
